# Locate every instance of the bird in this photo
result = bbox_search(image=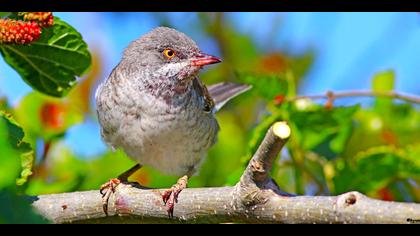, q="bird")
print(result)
[95,26,251,217]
